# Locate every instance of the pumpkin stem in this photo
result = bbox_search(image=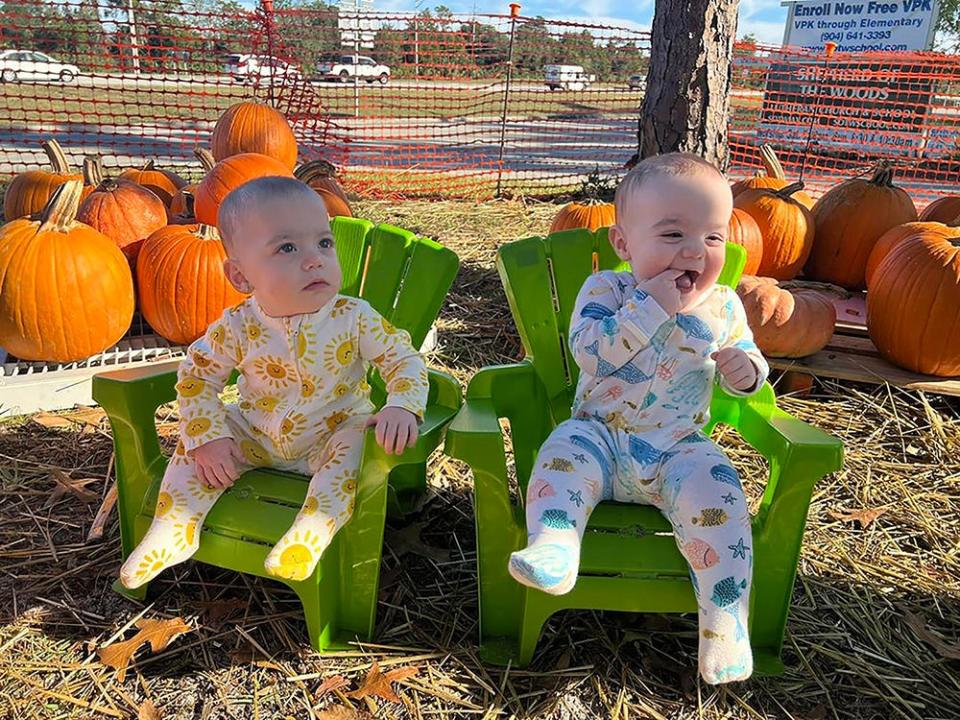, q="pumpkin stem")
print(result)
[776,181,806,198]
[82,156,105,186]
[869,161,895,187]
[194,147,216,172]
[180,190,195,217]
[39,179,83,233]
[141,159,155,171]
[295,158,339,182]
[196,223,221,242]
[759,144,786,180]
[41,139,72,174]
